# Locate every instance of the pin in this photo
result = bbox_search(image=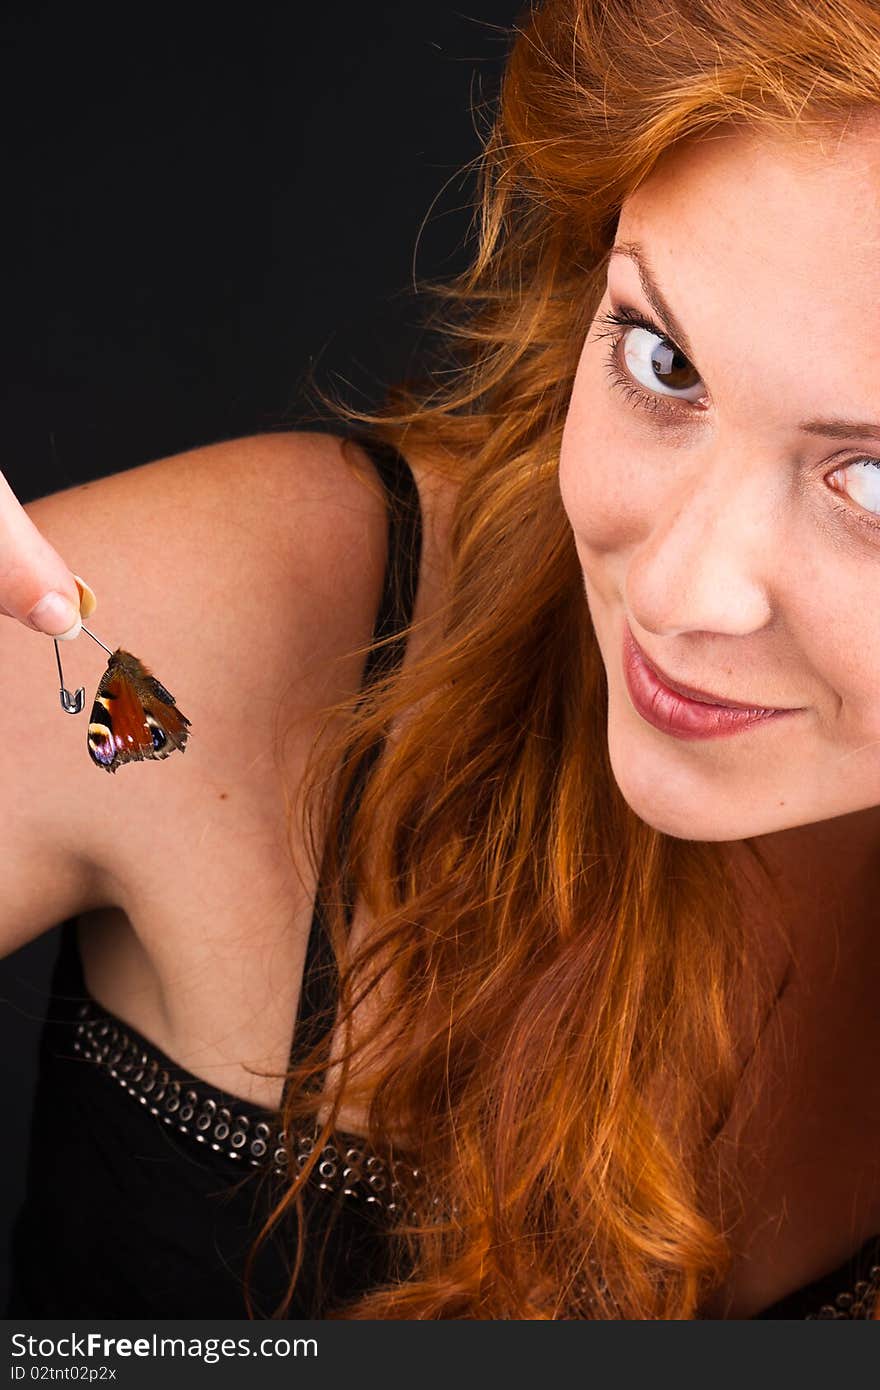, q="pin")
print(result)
[53,627,192,773]
[54,626,111,713]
